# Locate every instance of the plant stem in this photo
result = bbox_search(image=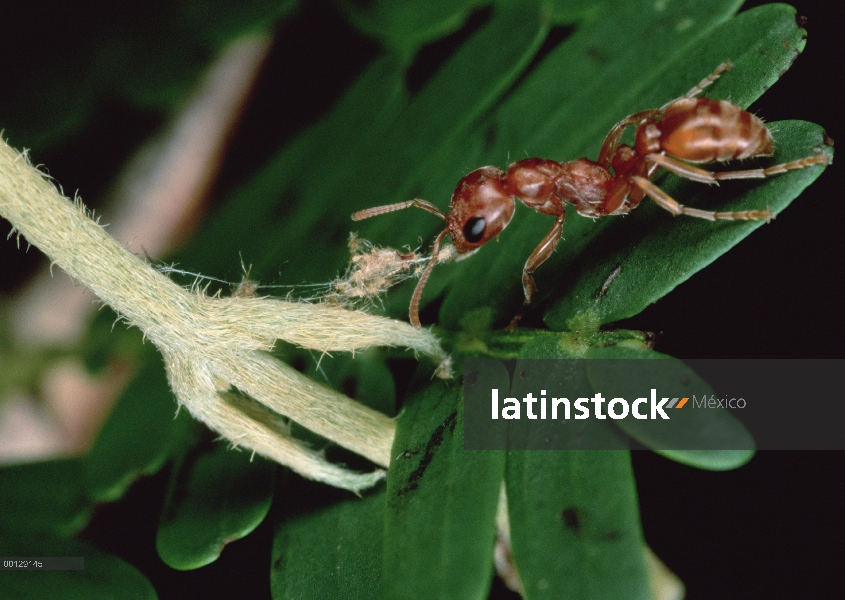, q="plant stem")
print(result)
[0,138,448,491]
